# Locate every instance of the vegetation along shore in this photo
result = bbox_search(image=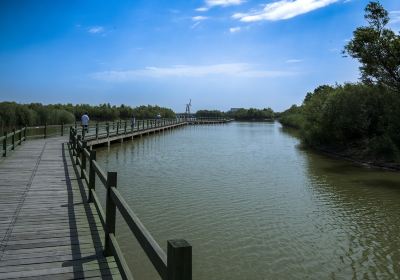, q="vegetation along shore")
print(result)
[280,2,400,170]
